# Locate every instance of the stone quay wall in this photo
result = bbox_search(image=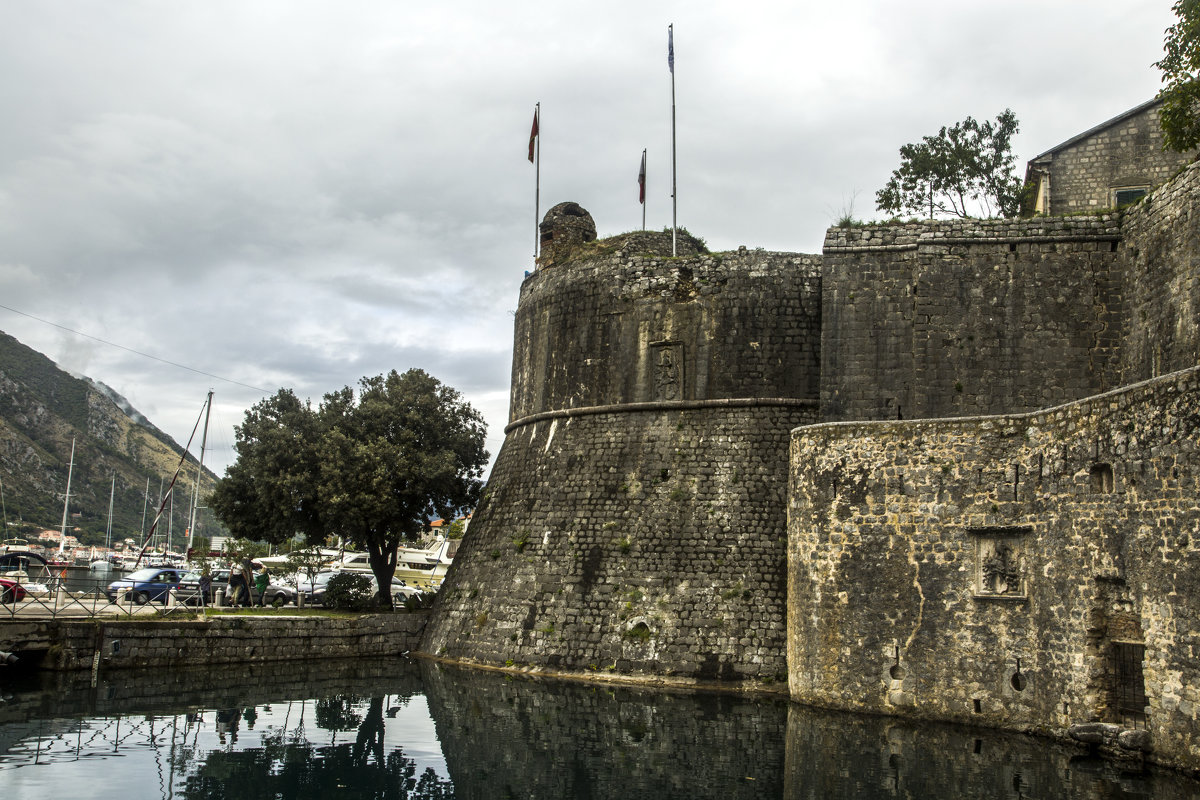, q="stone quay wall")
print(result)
[821,216,1125,423]
[787,364,1200,773]
[422,402,816,681]
[510,238,822,420]
[5,614,427,671]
